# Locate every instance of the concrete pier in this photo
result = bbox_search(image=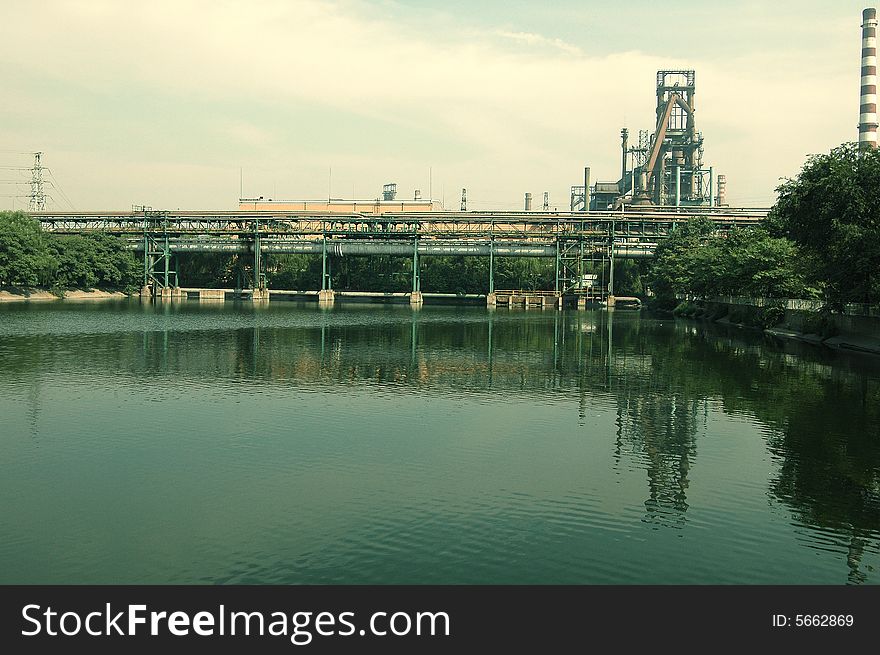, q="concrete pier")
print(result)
[140,285,152,298]
[198,289,226,300]
[486,292,497,308]
[318,289,335,305]
[409,291,423,306]
[493,290,560,309]
[251,288,269,302]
